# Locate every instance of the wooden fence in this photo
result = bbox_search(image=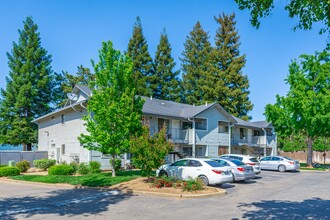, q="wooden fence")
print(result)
[279,150,330,164]
[0,151,48,166]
